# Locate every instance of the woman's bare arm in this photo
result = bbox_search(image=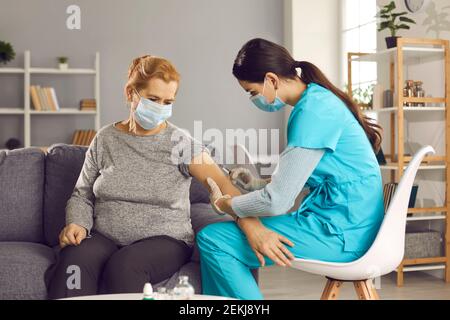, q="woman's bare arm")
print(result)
[188,151,264,228]
[188,151,241,197]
